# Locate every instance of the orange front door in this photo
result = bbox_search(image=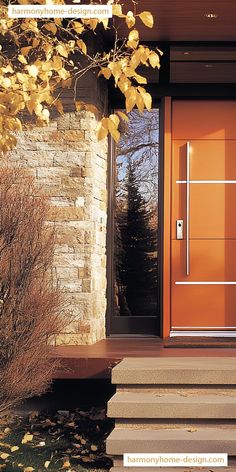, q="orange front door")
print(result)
[171,100,236,335]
